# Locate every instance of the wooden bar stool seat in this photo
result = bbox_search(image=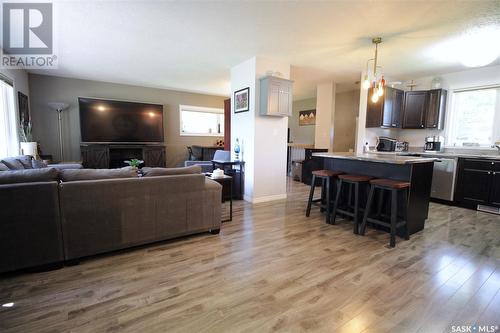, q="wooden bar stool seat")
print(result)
[312,170,343,178]
[338,174,373,182]
[331,174,373,233]
[369,179,410,189]
[360,178,410,247]
[306,170,343,224]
